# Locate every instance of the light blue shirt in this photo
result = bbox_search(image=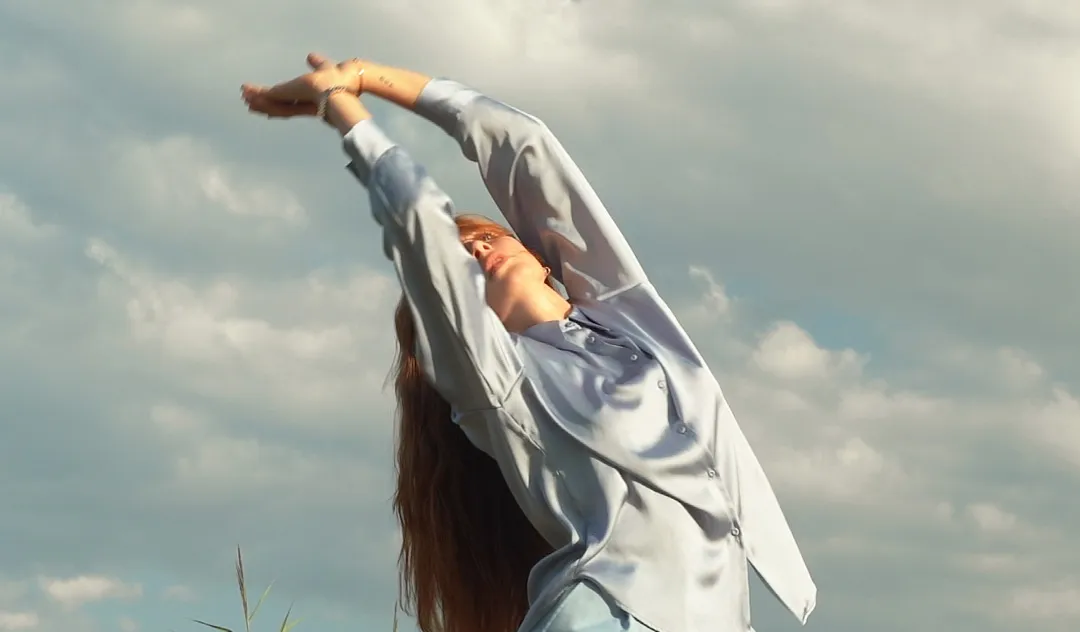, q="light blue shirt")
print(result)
[341,79,817,632]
